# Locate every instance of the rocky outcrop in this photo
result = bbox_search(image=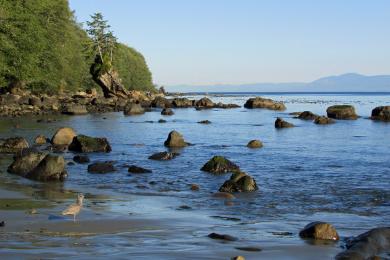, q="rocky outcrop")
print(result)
[0,137,29,153]
[68,135,111,153]
[244,97,286,110]
[149,151,179,160]
[201,156,240,174]
[164,131,189,147]
[51,127,77,146]
[123,102,145,115]
[128,165,152,173]
[327,105,358,120]
[87,161,116,173]
[161,108,174,116]
[195,97,214,108]
[151,96,172,108]
[219,171,258,192]
[25,154,67,181]
[172,98,193,108]
[61,104,88,115]
[275,118,294,128]
[298,111,319,120]
[314,116,335,125]
[371,106,390,122]
[299,221,339,241]
[247,140,263,148]
[335,227,390,260]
